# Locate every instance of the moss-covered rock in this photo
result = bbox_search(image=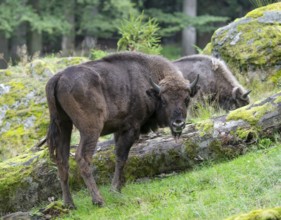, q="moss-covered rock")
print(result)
[0,57,88,161]
[203,3,281,83]
[225,207,281,220]
[227,102,275,126]
[0,149,60,215]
